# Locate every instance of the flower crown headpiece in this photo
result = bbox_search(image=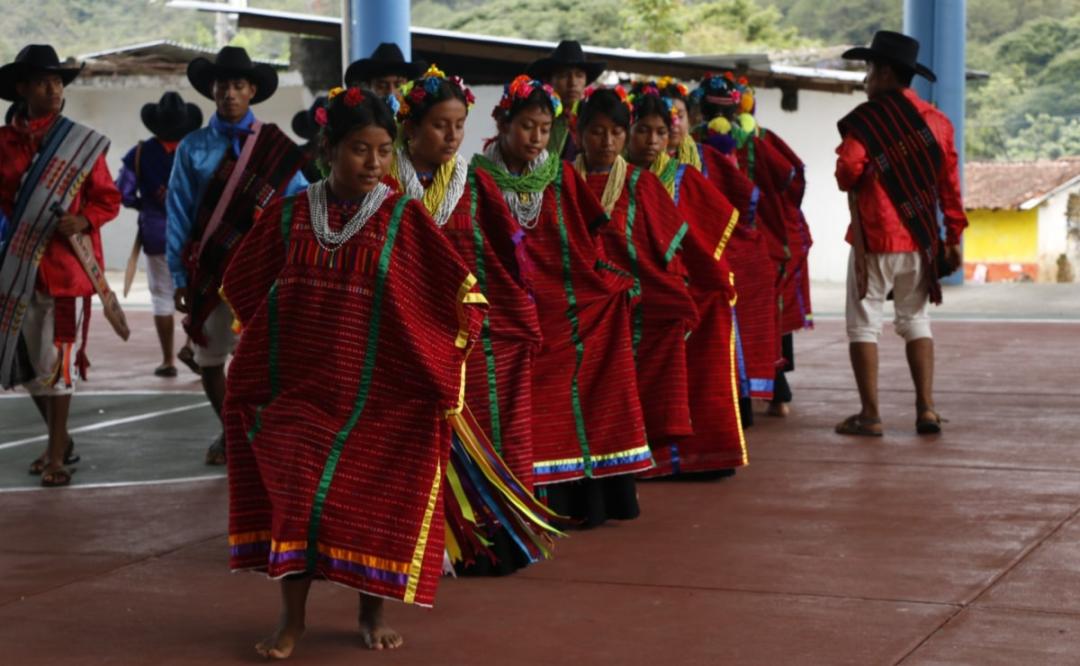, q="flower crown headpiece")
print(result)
[492,75,563,121]
[316,86,367,126]
[581,83,632,112]
[628,81,679,126]
[690,71,755,114]
[396,64,476,123]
